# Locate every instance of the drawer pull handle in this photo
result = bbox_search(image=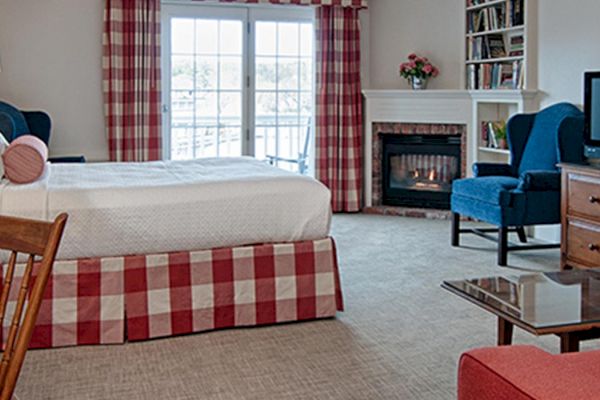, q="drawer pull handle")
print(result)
[589,244,600,252]
[589,196,600,204]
